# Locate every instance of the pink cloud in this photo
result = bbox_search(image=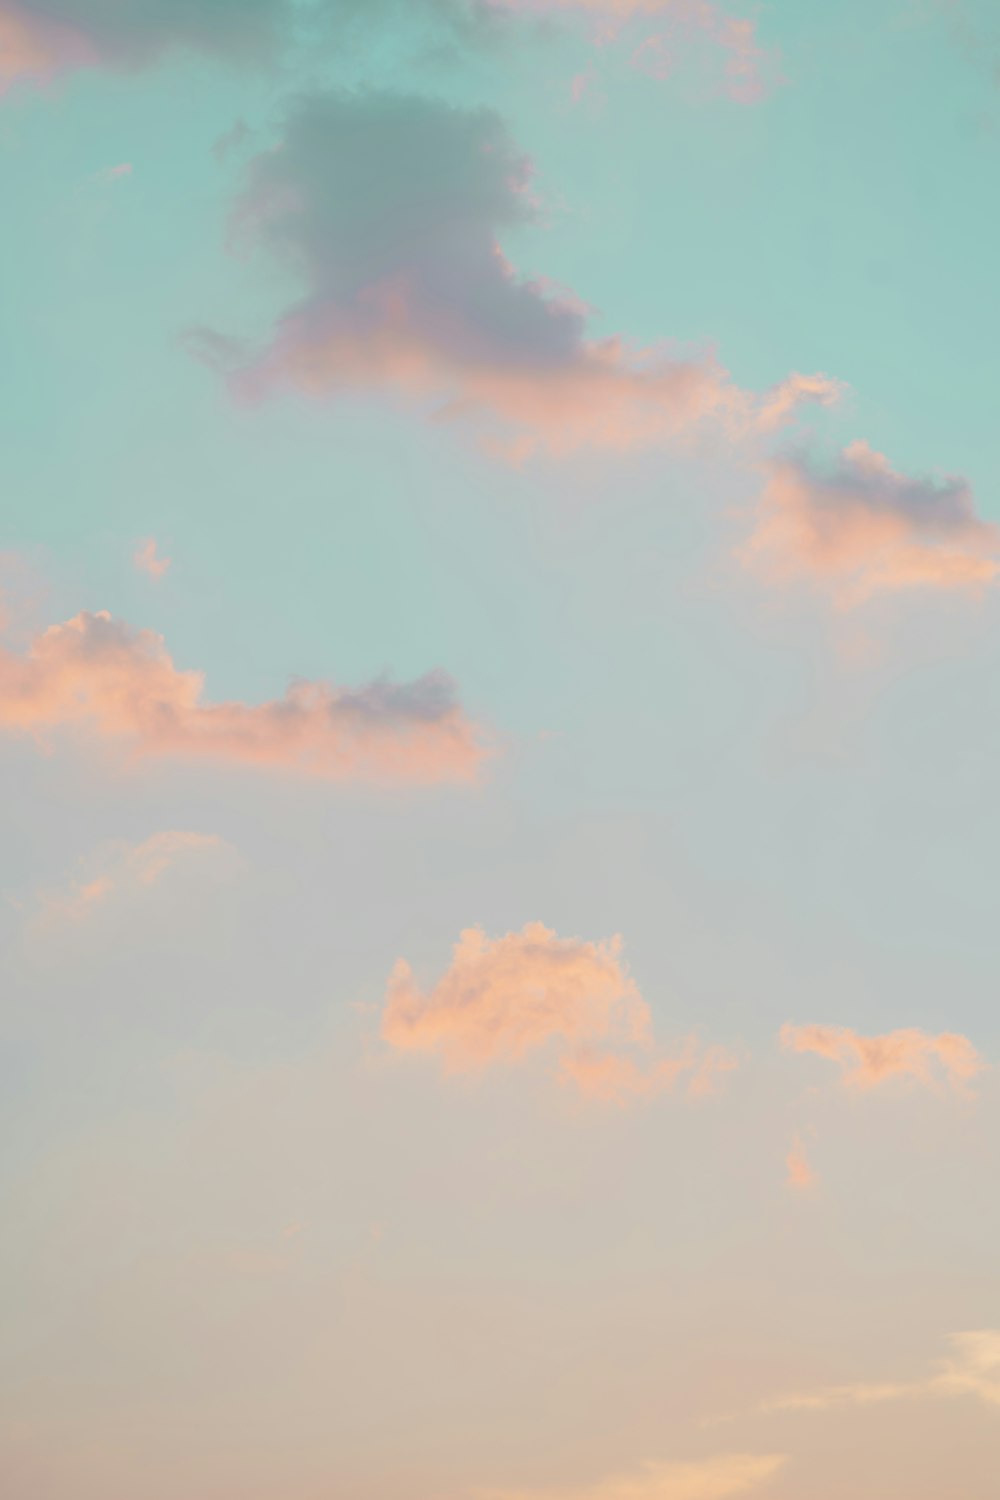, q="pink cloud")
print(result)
[0,0,283,93]
[30,830,228,925]
[761,1330,1000,1417]
[741,441,1000,604]
[0,608,486,782]
[382,922,737,1102]
[133,537,170,579]
[487,0,780,103]
[0,4,94,92]
[780,1023,985,1093]
[785,1135,816,1192]
[199,93,838,460]
[478,1453,788,1500]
